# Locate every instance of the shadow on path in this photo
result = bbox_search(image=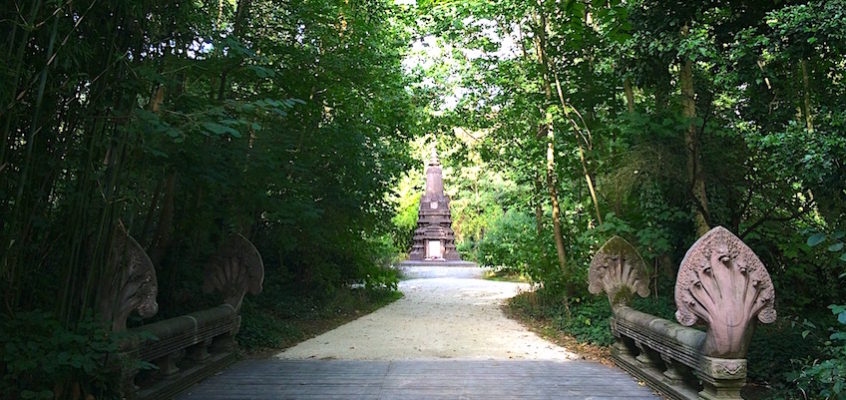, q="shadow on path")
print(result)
[179,359,657,399]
